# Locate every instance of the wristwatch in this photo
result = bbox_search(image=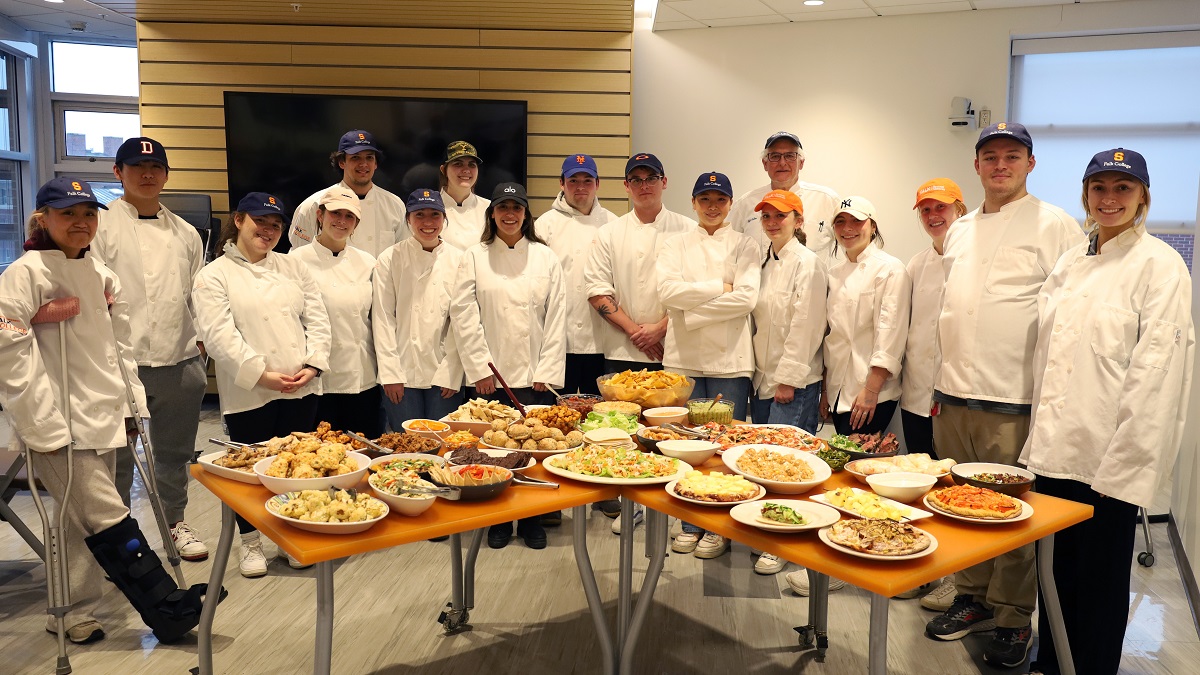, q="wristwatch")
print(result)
[304,364,323,377]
